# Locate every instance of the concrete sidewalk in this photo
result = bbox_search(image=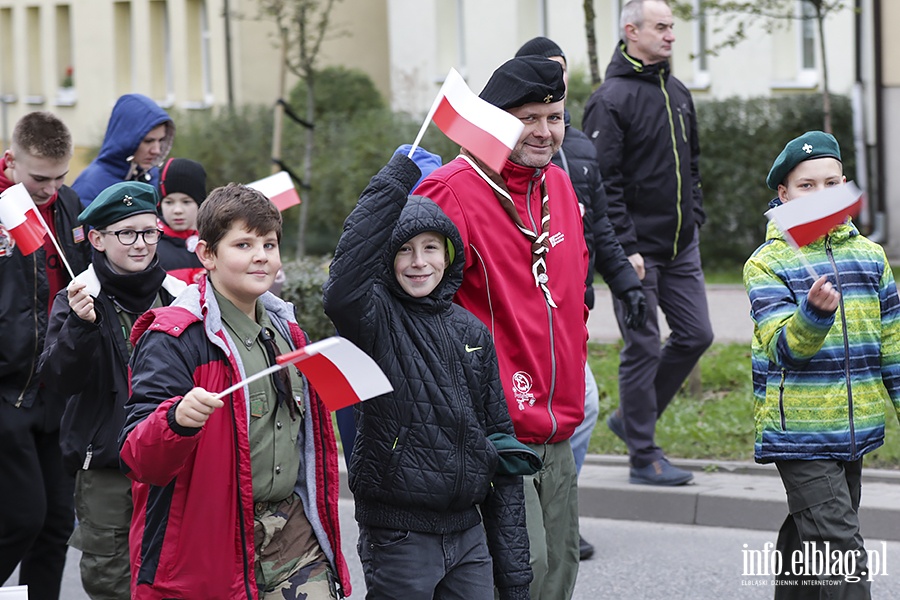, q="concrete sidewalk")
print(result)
[577,455,900,542]
[588,283,753,343]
